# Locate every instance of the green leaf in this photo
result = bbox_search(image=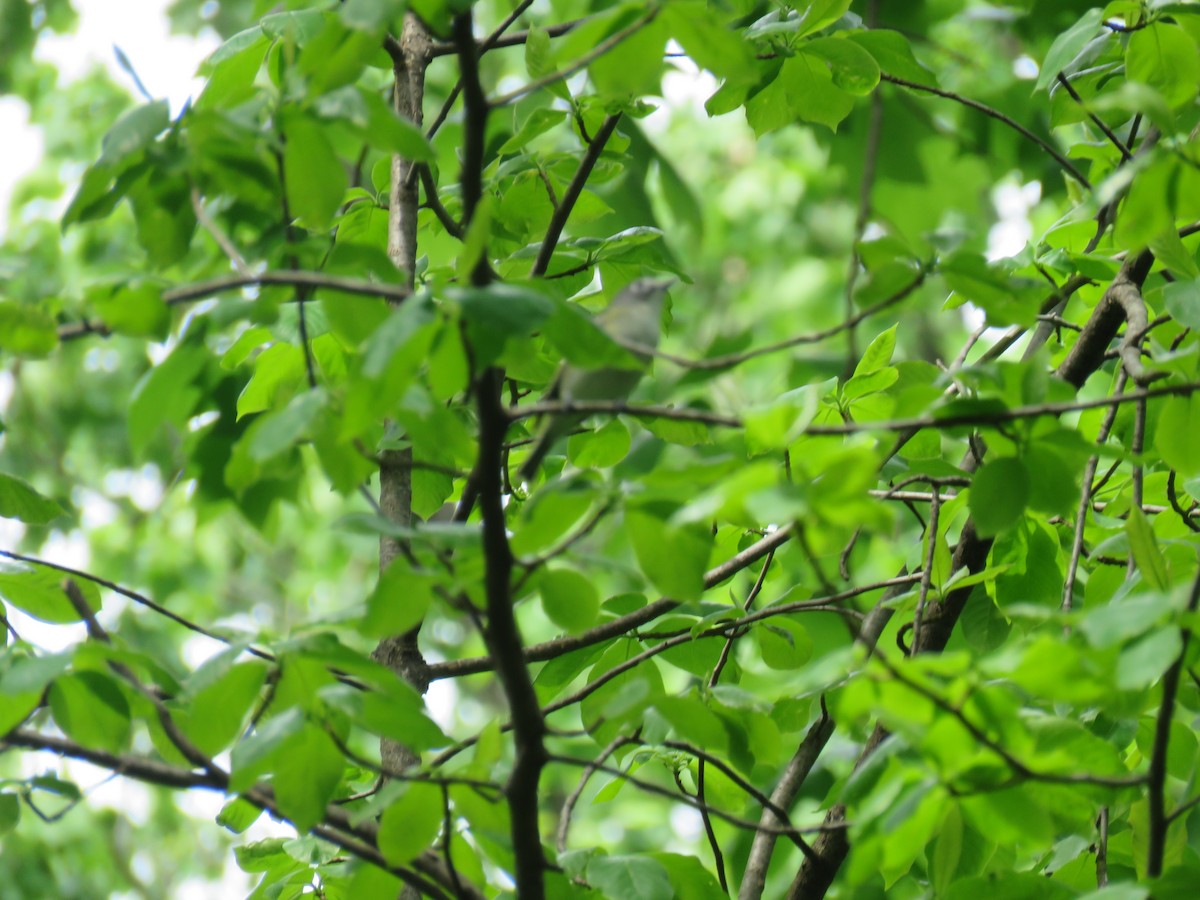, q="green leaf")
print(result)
[129,176,195,267]
[539,567,601,633]
[0,653,72,700]
[649,852,724,899]
[587,855,673,900]
[0,302,58,357]
[234,838,294,873]
[625,506,712,600]
[775,52,855,131]
[197,31,268,108]
[853,325,897,377]
[1126,22,1200,109]
[524,26,570,101]
[1164,275,1200,331]
[183,662,269,756]
[568,418,632,469]
[843,367,898,402]
[930,803,964,895]
[0,473,63,524]
[351,680,448,751]
[588,18,666,98]
[500,108,568,154]
[283,113,347,231]
[1154,394,1200,477]
[271,723,344,831]
[261,10,325,44]
[247,389,326,461]
[236,343,306,419]
[511,483,599,557]
[217,797,264,834]
[360,565,438,638]
[1116,626,1181,690]
[92,283,171,339]
[98,100,169,167]
[48,672,131,754]
[804,37,881,95]
[661,4,756,81]
[1126,506,1169,591]
[795,0,853,37]
[1114,157,1176,251]
[0,564,101,624]
[230,708,306,791]
[1023,445,1080,516]
[377,782,443,865]
[340,0,395,31]
[0,794,19,836]
[756,621,813,670]
[0,711,40,765]
[451,283,554,366]
[655,693,729,752]
[359,88,434,161]
[847,29,933,82]
[941,252,1042,327]
[1036,9,1105,90]
[969,457,1030,537]
[582,643,665,742]
[128,343,207,458]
